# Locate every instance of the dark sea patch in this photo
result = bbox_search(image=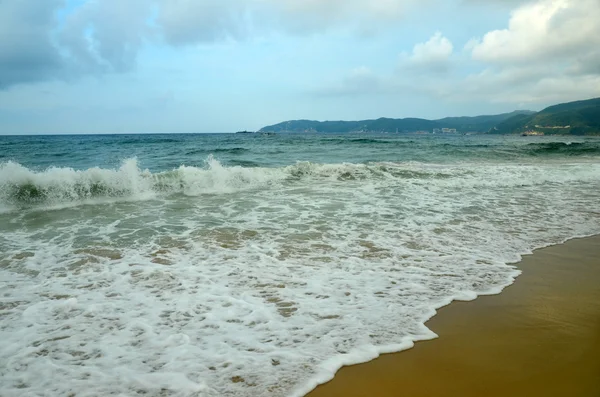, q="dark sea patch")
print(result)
[522,142,600,156]
[49,152,72,158]
[227,159,262,167]
[347,138,395,144]
[185,149,209,156]
[439,143,492,149]
[212,147,250,154]
[318,136,417,146]
[186,147,250,155]
[185,147,250,156]
[118,137,182,145]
